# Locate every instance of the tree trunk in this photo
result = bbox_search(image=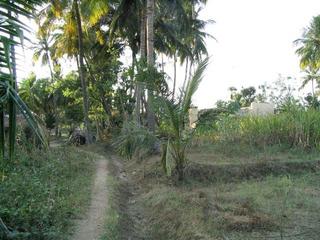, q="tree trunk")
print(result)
[161,53,164,72]
[172,53,177,100]
[312,79,315,97]
[46,49,59,137]
[188,60,193,82]
[182,58,189,91]
[130,51,136,98]
[46,49,55,83]
[135,8,146,125]
[146,0,155,132]
[74,0,91,143]
[176,158,185,181]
